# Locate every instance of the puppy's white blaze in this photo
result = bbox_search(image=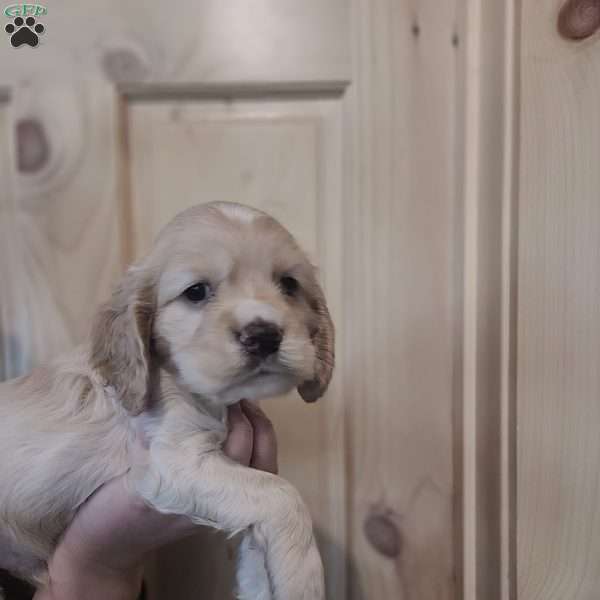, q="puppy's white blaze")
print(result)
[234,300,282,328]
[213,202,259,224]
